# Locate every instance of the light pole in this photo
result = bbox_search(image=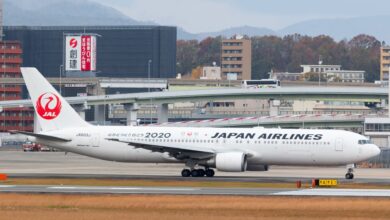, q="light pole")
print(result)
[148,59,152,124]
[19,105,24,131]
[228,56,231,87]
[2,40,6,131]
[388,73,390,118]
[59,65,63,95]
[148,60,152,92]
[318,55,323,86]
